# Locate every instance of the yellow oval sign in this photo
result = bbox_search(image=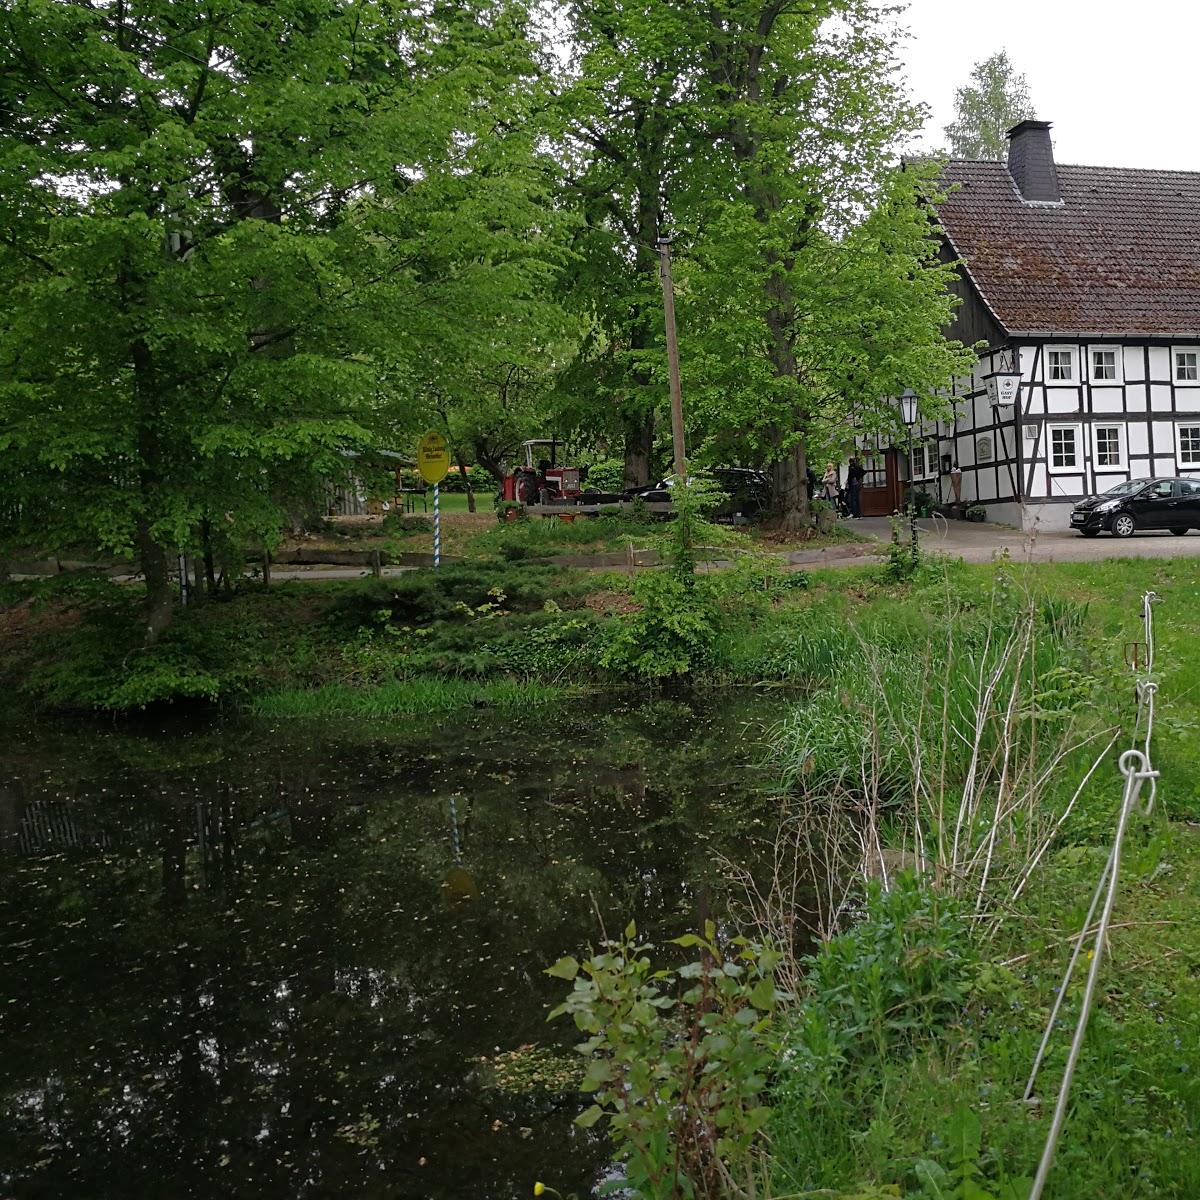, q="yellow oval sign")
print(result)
[417,430,450,484]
